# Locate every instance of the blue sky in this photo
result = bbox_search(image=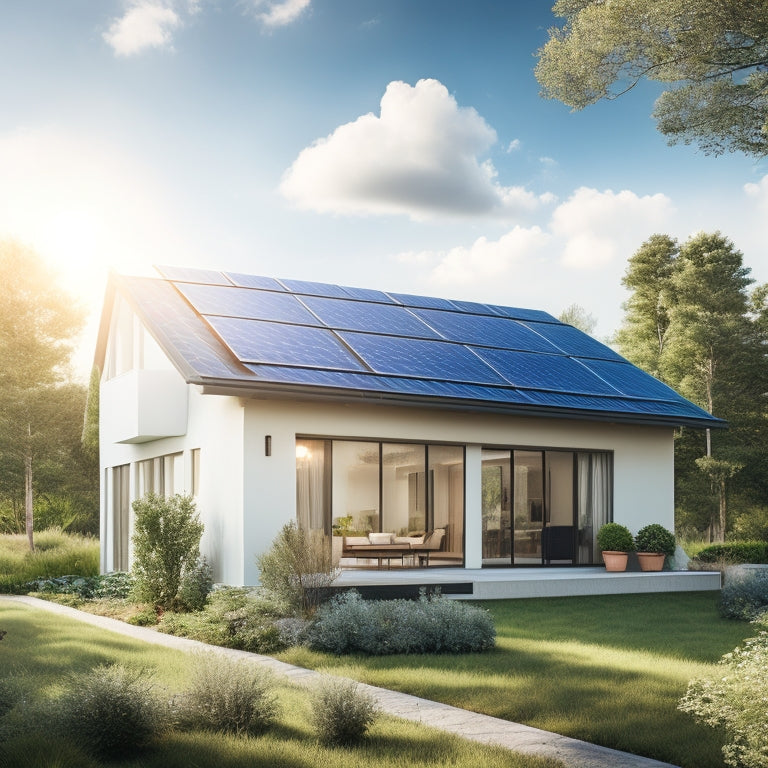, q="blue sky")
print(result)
[2,1,767,374]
